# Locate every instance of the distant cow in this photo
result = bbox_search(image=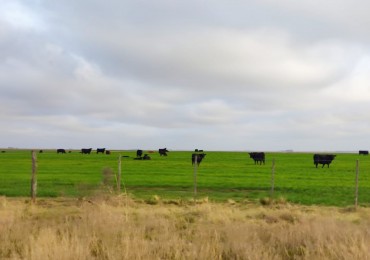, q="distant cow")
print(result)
[105,150,111,155]
[194,149,204,152]
[192,153,206,166]
[249,152,265,165]
[359,150,369,155]
[136,149,143,158]
[134,154,151,160]
[81,148,92,154]
[313,154,336,168]
[39,150,43,153]
[57,149,66,154]
[97,148,106,154]
[159,148,169,156]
